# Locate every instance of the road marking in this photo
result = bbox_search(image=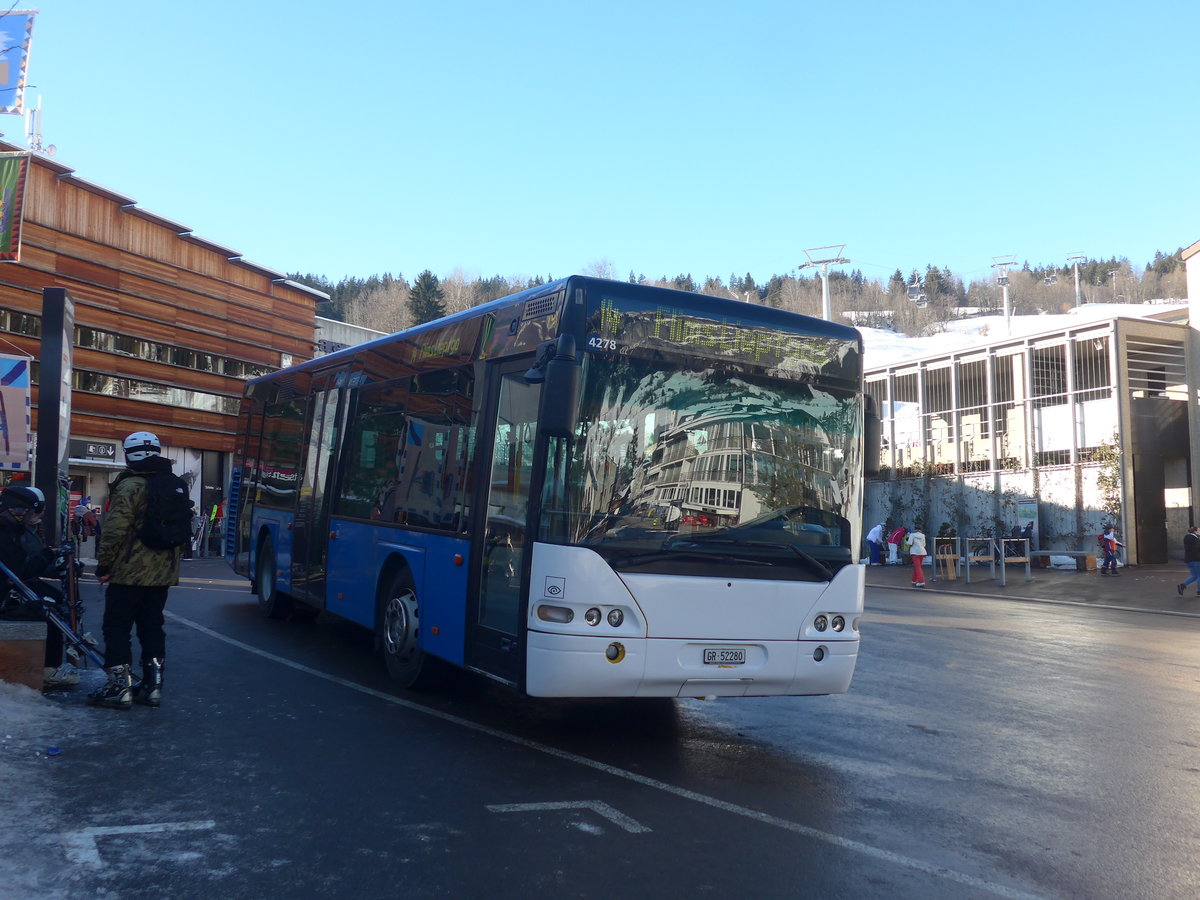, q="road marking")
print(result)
[61,820,216,867]
[167,612,1043,900]
[487,801,651,833]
